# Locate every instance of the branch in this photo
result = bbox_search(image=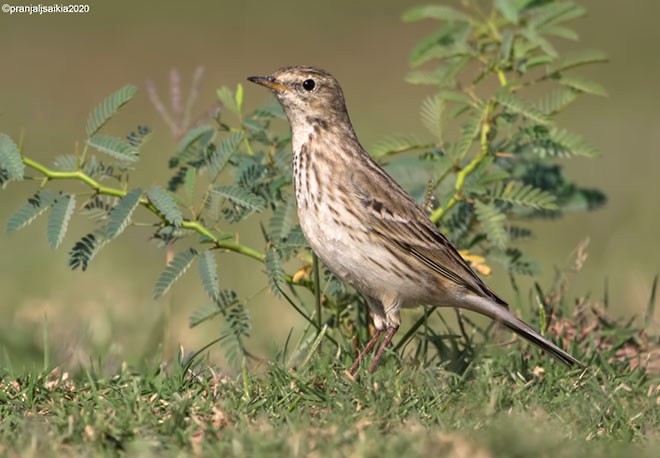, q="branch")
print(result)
[430,102,494,223]
[22,155,265,262]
